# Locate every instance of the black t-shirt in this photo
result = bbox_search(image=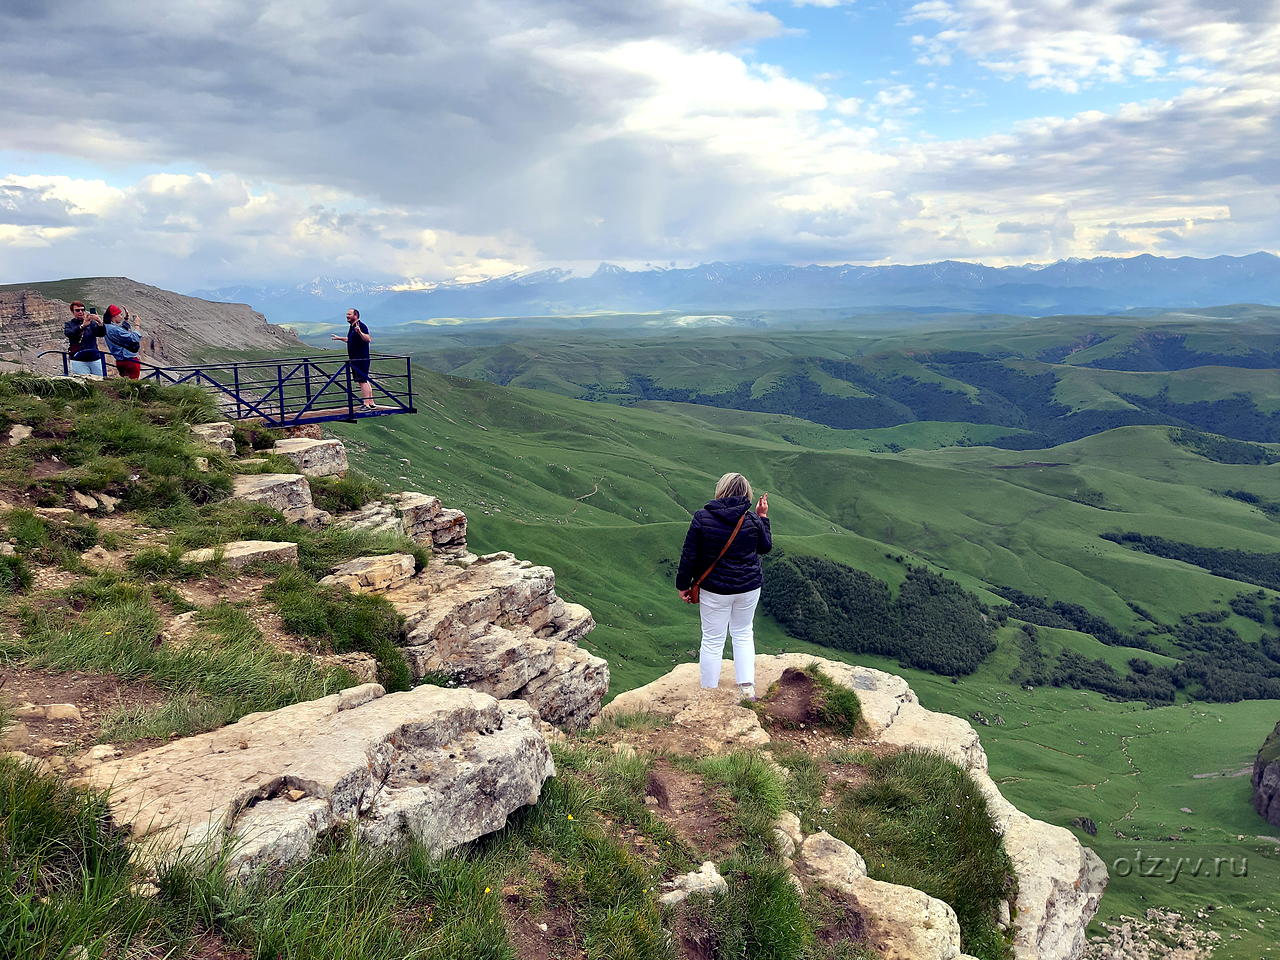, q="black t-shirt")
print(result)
[347,321,370,359]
